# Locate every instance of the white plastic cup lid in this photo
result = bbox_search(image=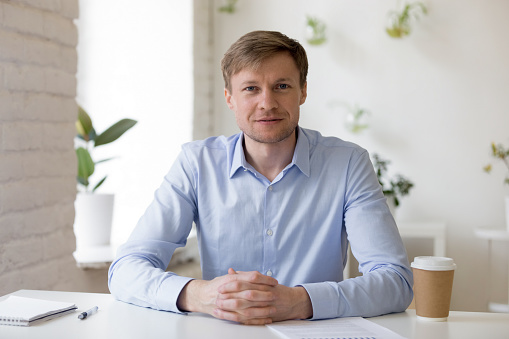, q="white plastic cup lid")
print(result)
[411,256,457,271]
